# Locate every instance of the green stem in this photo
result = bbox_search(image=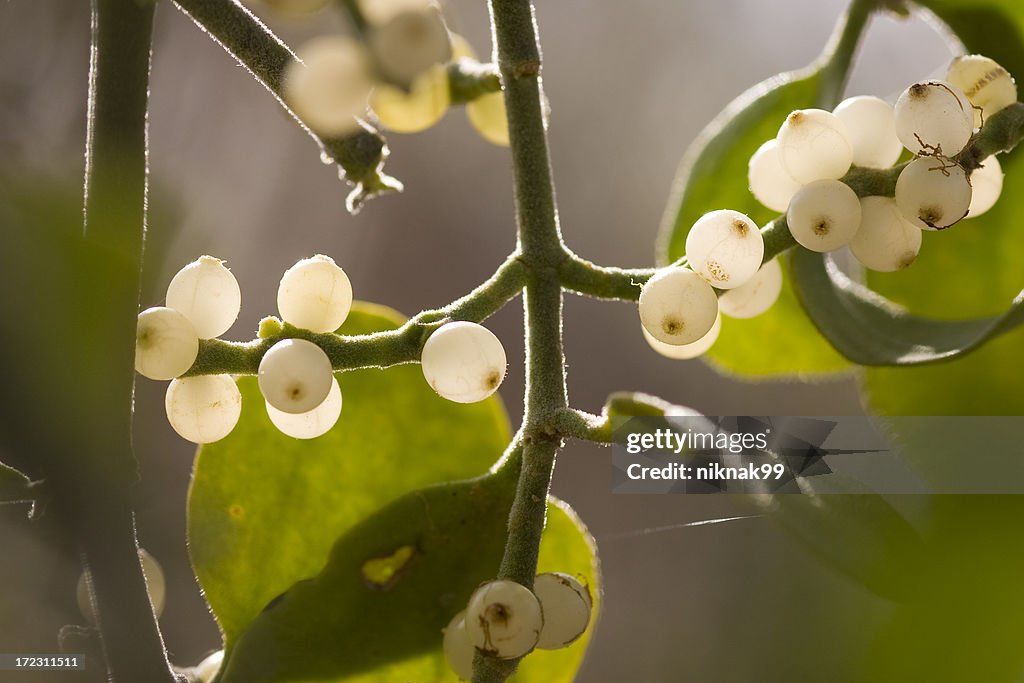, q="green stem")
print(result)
[171,0,398,210]
[448,60,503,105]
[472,1,568,681]
[815,0,877,108]
[79,1,181,681]
[185,253,525,376]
